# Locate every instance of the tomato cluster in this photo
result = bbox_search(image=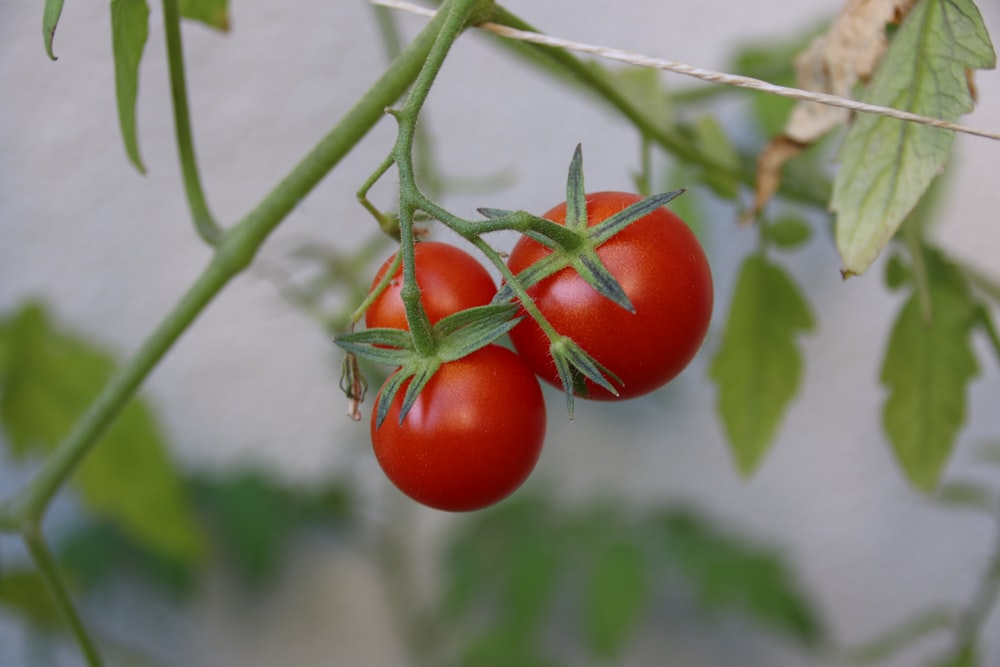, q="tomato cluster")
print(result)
[360,192,712,512]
